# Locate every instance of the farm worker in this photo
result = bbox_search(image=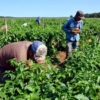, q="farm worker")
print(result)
[62,10,84,59]
[36,16,41,24]
[0,40,47,71]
